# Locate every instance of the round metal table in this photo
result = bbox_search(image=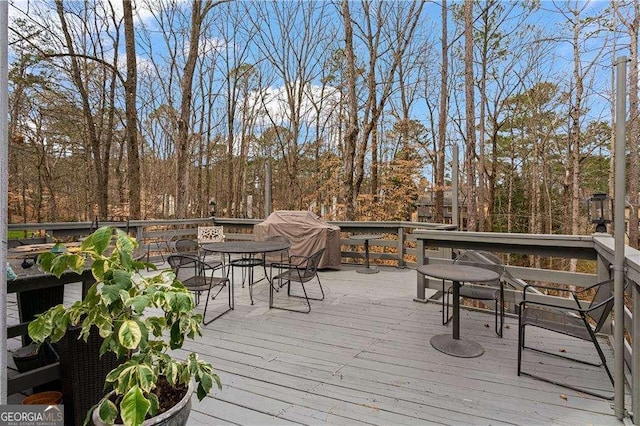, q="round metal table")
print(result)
[202,240,291,305]
[350,234,383,274]
[417,263,500,358]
